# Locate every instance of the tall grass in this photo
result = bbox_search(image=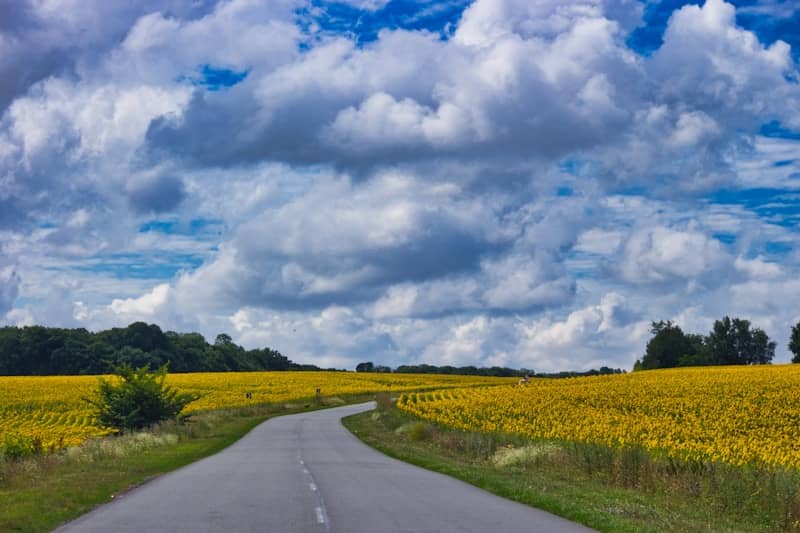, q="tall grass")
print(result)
[0,395,355,491]
[364,401,800,531]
